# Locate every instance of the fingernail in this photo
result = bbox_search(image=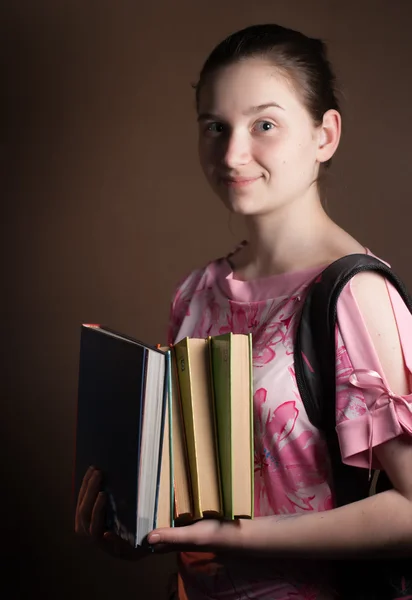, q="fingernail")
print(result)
[148,533,160,544]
